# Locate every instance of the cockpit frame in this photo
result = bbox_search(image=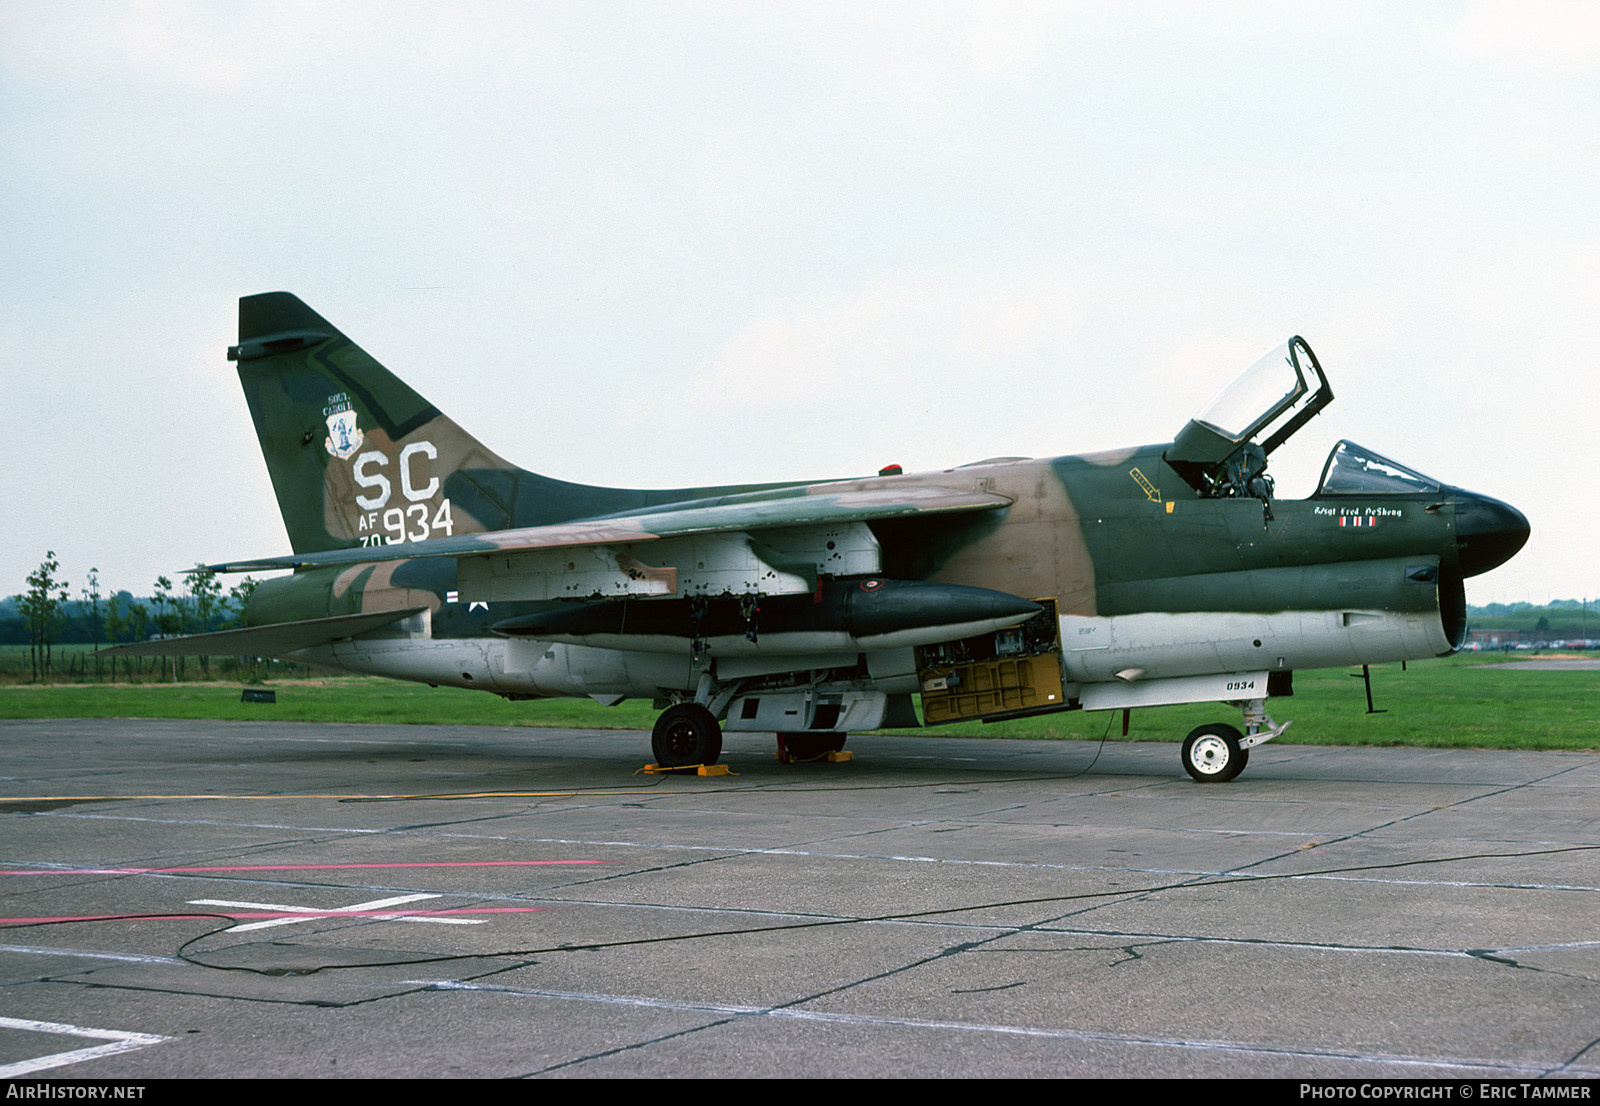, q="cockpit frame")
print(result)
[1166,336,1335,498]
